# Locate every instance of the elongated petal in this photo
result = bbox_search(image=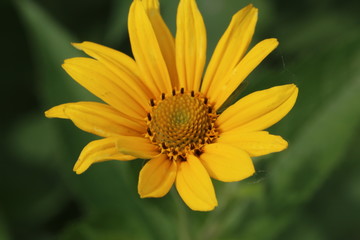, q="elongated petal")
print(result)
[128,0,172,96]
[142,0,178,88]
[200,143,255,182]
[138,154,177,198]
[72,41,153,106]
[218,84,298,132]
[176,0,206,91]
[45,101,145,137]
[175,155,217,211]
[62,57,146,120]
[211,39,279,109]
[202,4,257,94]
[218,130,288,157]
[74,137,136,174]
[116,136,159,159]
